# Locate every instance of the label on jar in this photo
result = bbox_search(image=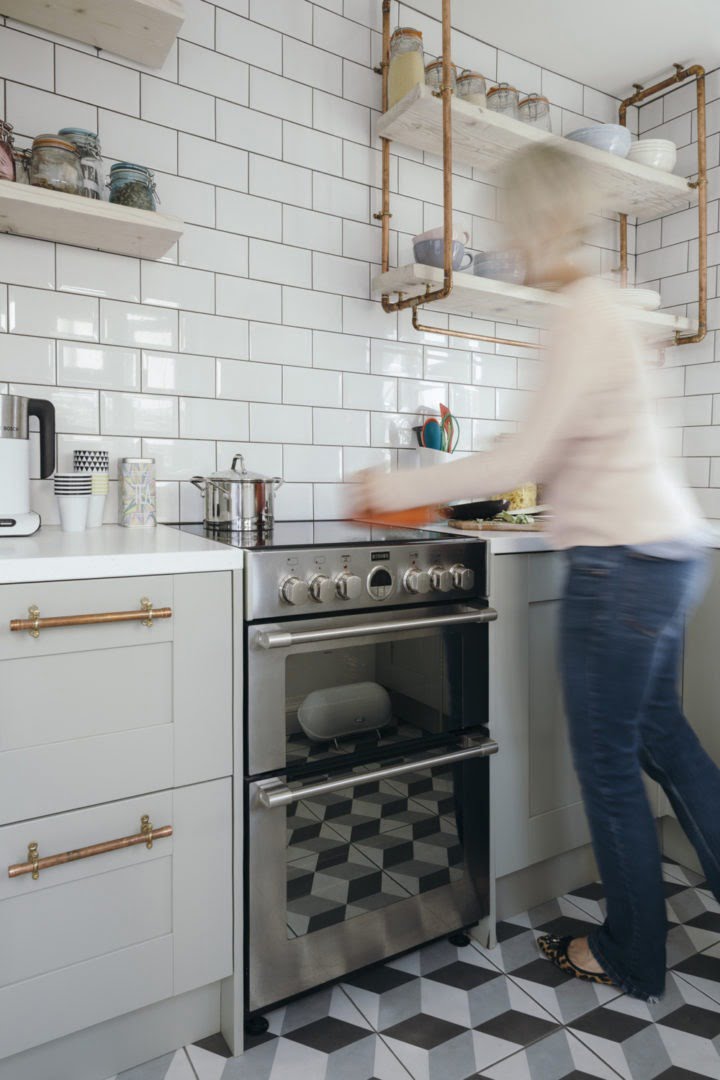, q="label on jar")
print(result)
[79,160,101,199]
